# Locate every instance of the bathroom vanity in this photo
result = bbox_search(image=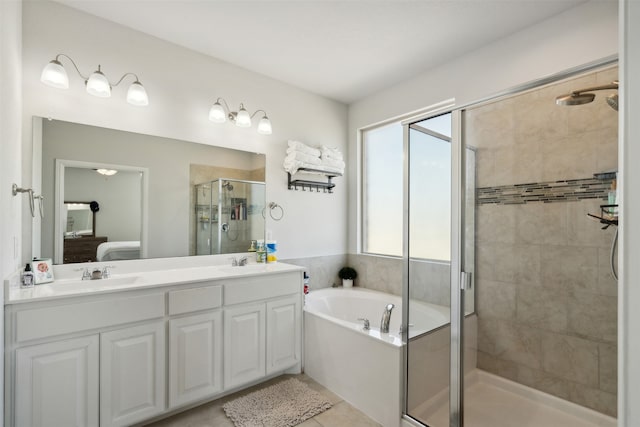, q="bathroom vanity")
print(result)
[3,260,303,427]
